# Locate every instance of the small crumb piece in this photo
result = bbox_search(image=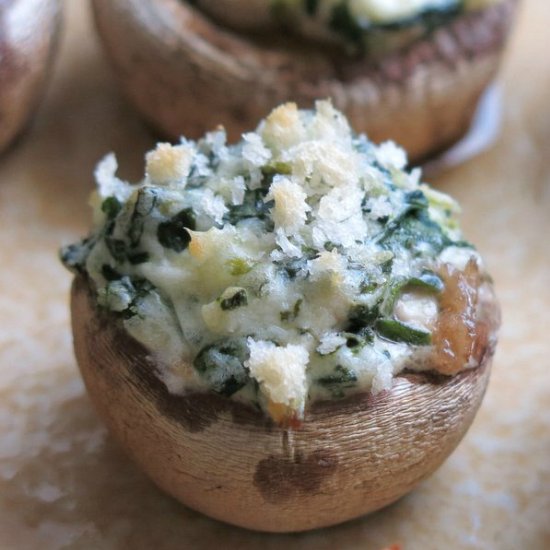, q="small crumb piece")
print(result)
[266,176,310,234]
[246,339,308,408]
[375,141,408,170]
[146,143,194,185]
[261,102,305,149]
